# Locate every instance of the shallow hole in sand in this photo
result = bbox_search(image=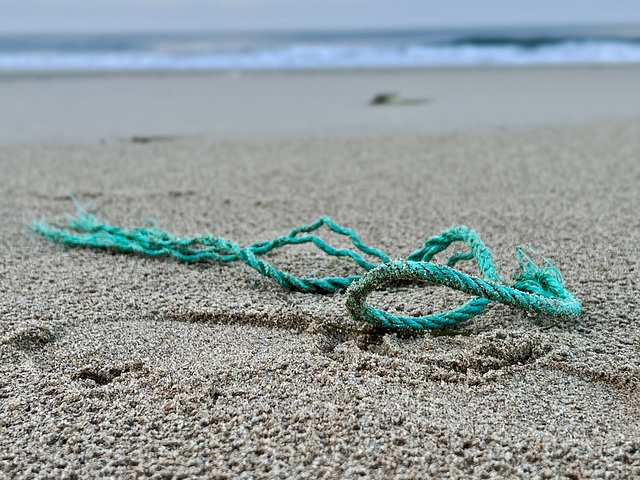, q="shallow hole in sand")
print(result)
[72,361,146,386]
